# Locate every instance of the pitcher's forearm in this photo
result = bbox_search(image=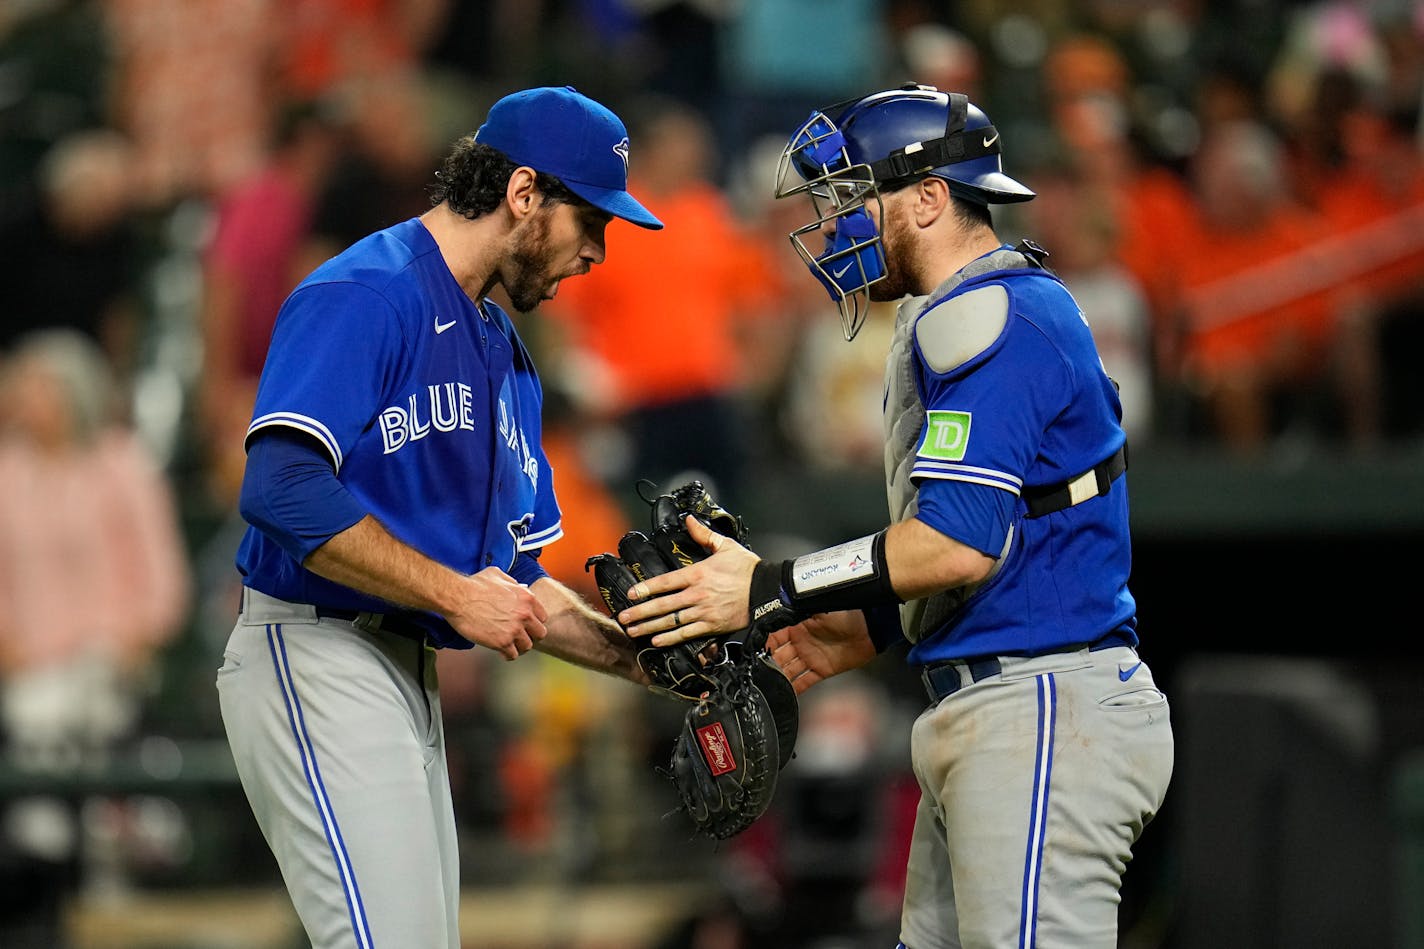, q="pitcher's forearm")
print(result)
[304,514,463,614]
[532,577,646,683]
